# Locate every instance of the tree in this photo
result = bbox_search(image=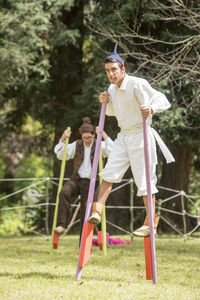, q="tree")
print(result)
[0,0,84,188]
